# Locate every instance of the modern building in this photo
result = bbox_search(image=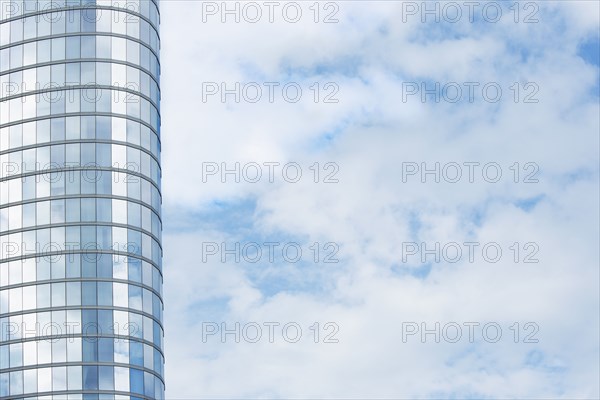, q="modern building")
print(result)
[0,0,164,398]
